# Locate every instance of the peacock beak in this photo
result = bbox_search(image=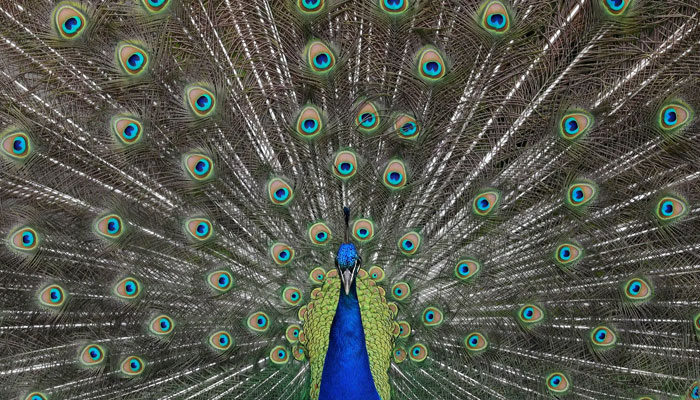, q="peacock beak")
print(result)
[341,269,353,296]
